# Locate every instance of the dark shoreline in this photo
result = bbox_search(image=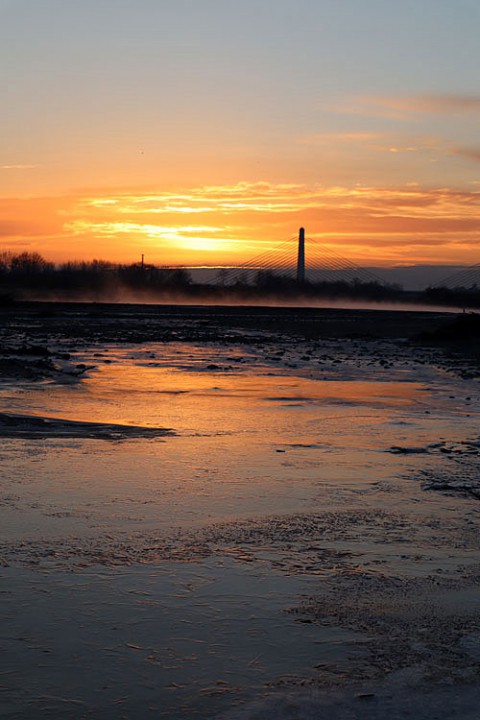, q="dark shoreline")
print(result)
[0,300,458,342]
[1,302,479,386]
